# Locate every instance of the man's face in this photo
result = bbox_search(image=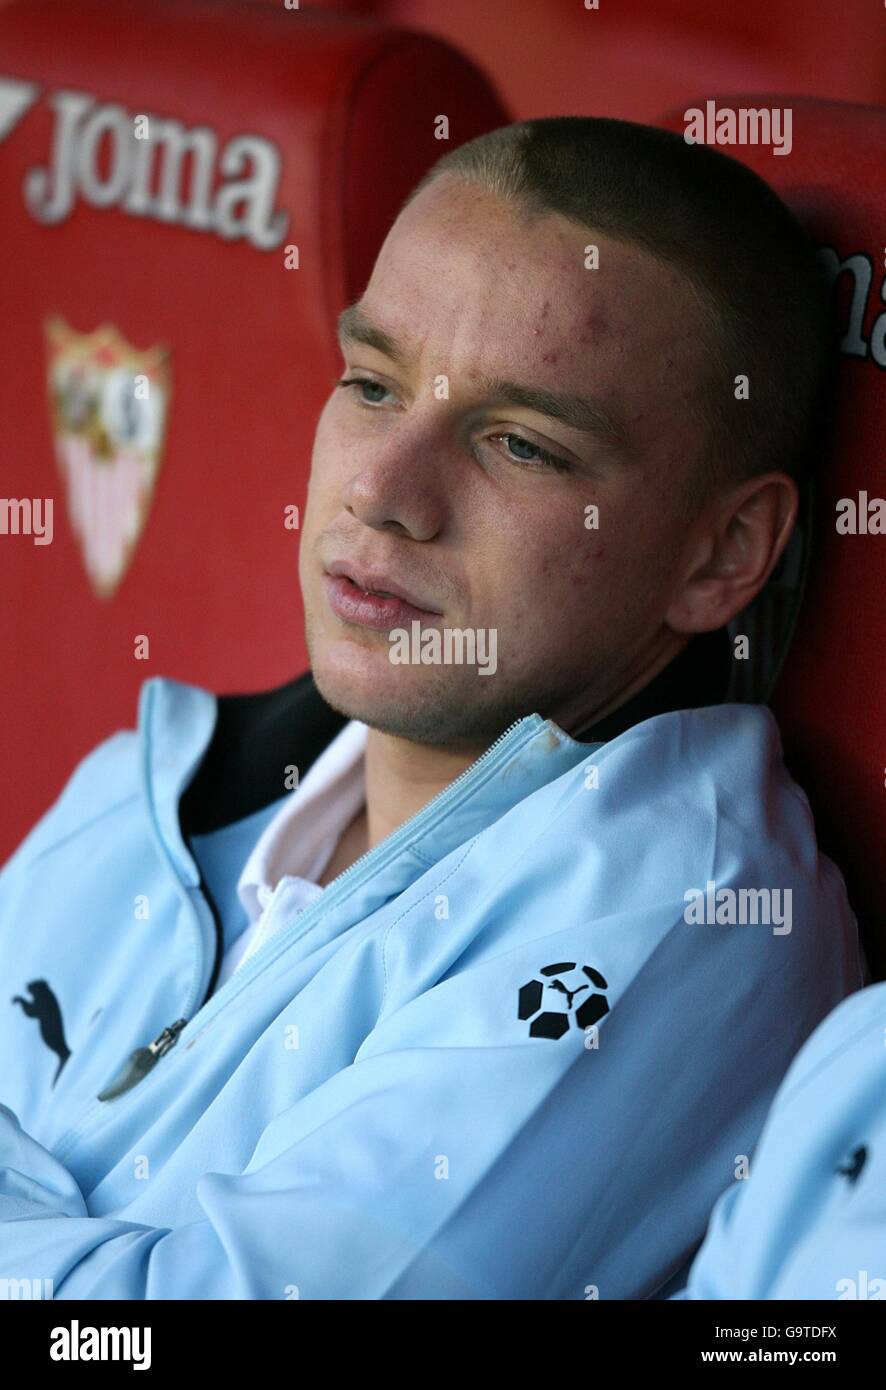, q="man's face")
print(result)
[299,174,712,746]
